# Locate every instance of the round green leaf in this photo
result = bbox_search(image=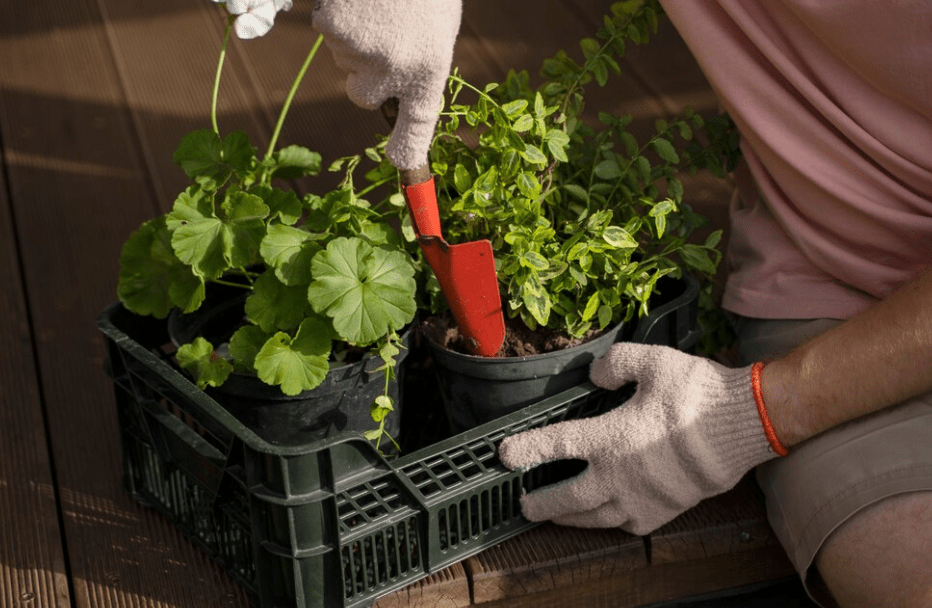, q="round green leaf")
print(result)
[228,324,270,372]
[176,337,233,390]
[307,237,417,346]
[253,317,332,396]
[118,217,205,318]
[168,191,268,279]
